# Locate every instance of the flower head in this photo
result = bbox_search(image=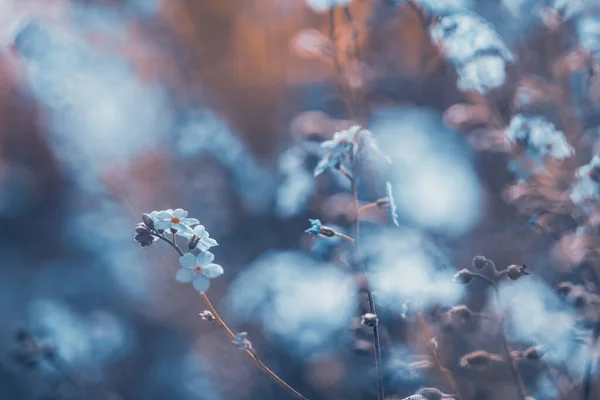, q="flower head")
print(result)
[314,126,362,177]
[506,264,530,280]
[232,332,252,351]
[134,223,156,247]
[187,225,219,250]
[305,219,323,235]
[152,209,199,237]
[176,252,224,293]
